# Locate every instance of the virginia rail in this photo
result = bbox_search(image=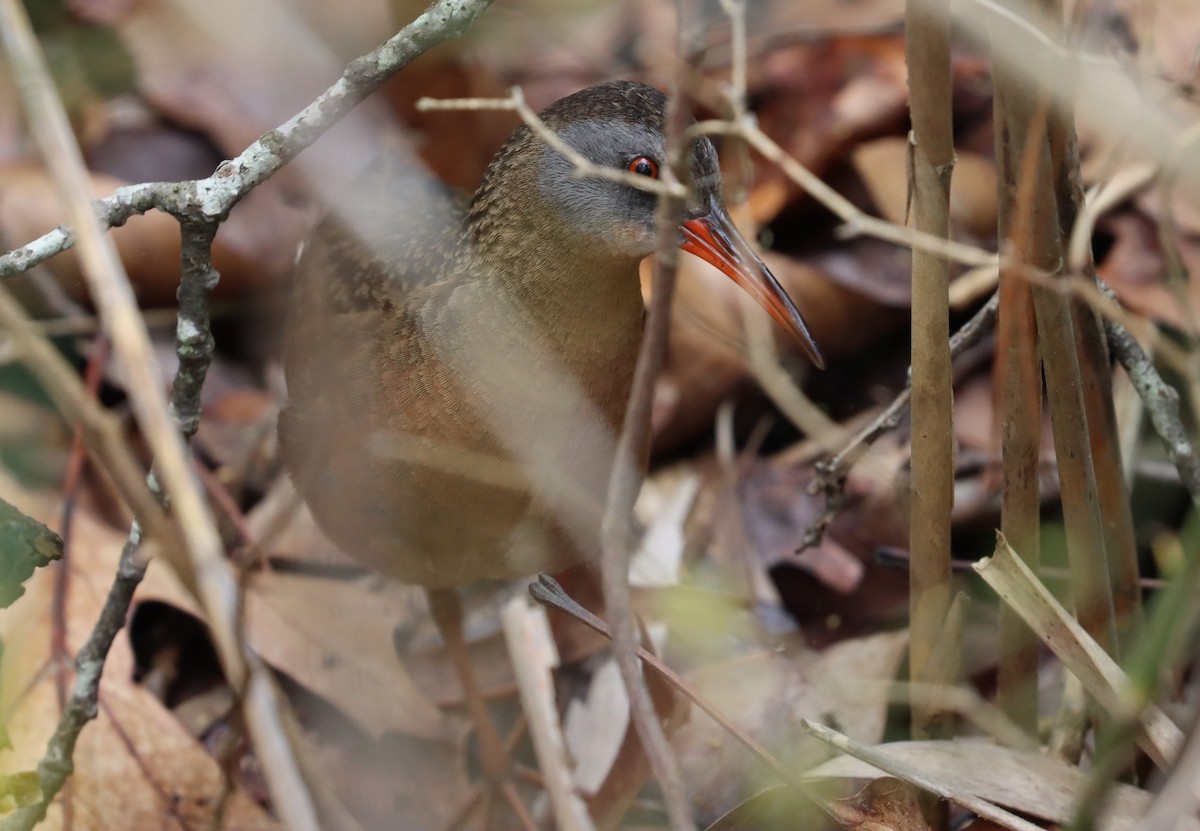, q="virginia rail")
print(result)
[280,81,822,826]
